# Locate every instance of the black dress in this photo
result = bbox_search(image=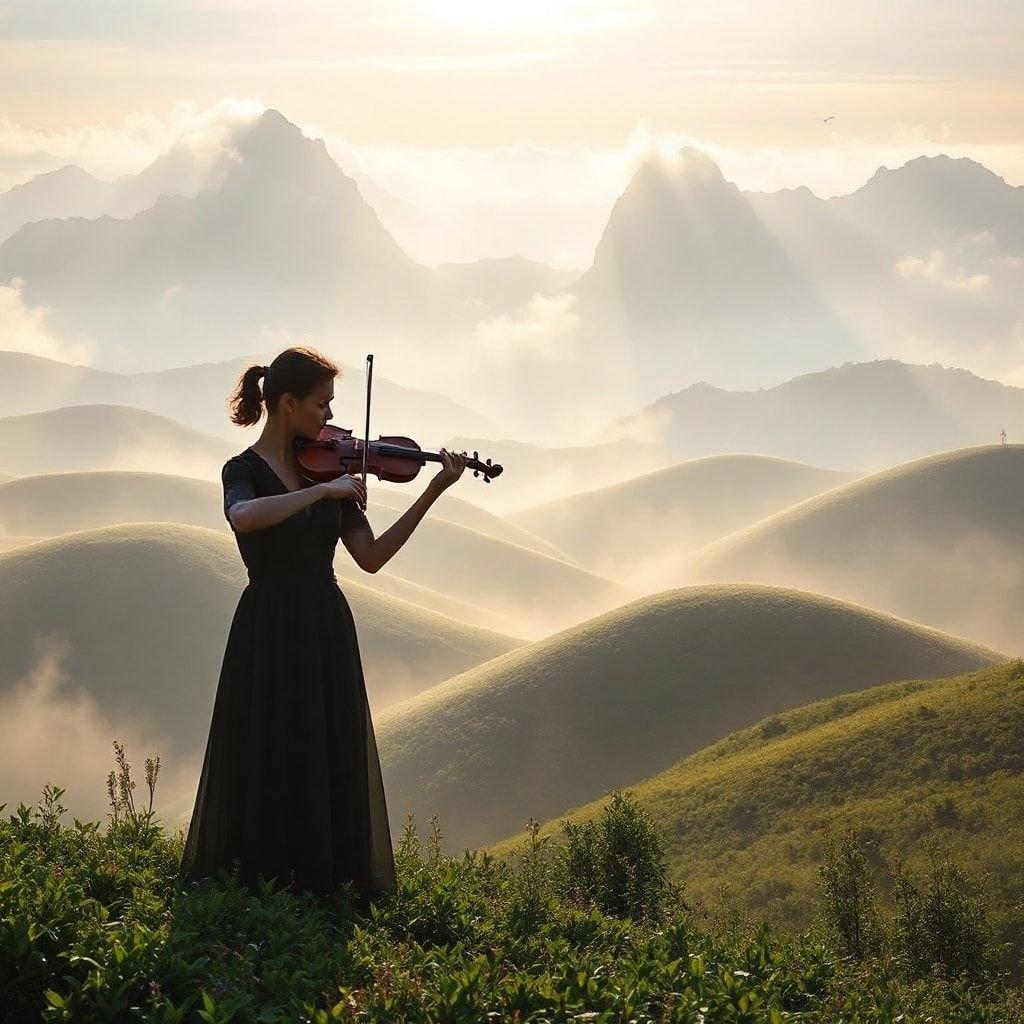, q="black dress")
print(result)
[178,446,397,903]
